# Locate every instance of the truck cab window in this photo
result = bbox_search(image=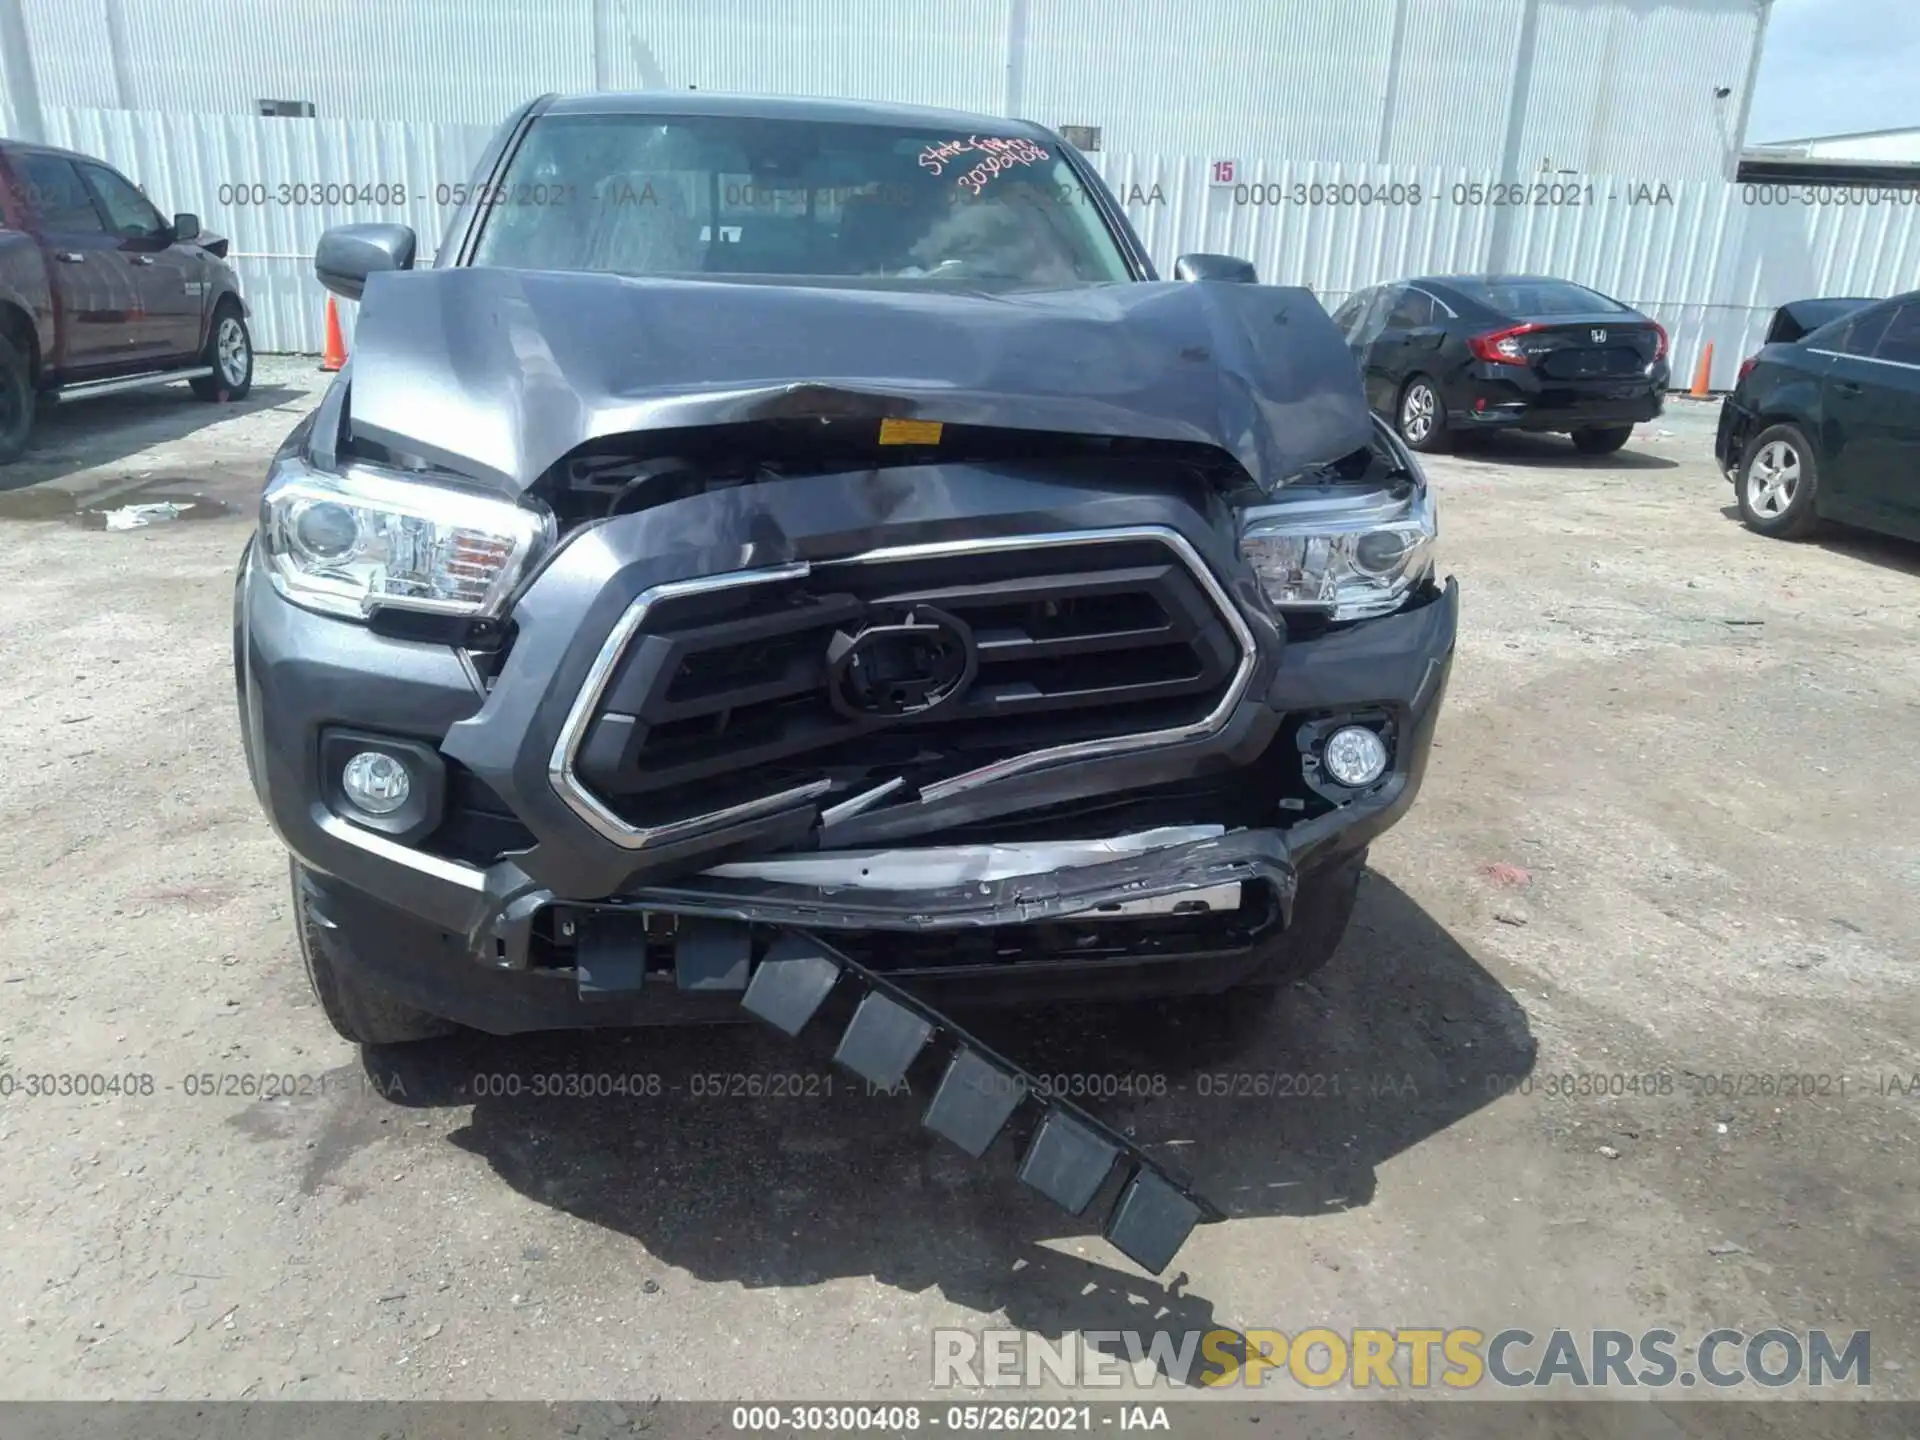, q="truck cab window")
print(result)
[13,154,106,232]
[78,163,167,239]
